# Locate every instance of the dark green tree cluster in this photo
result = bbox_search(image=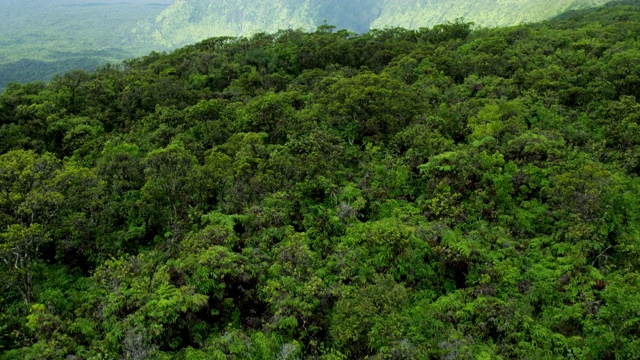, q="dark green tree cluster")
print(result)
[2,1,640,358]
